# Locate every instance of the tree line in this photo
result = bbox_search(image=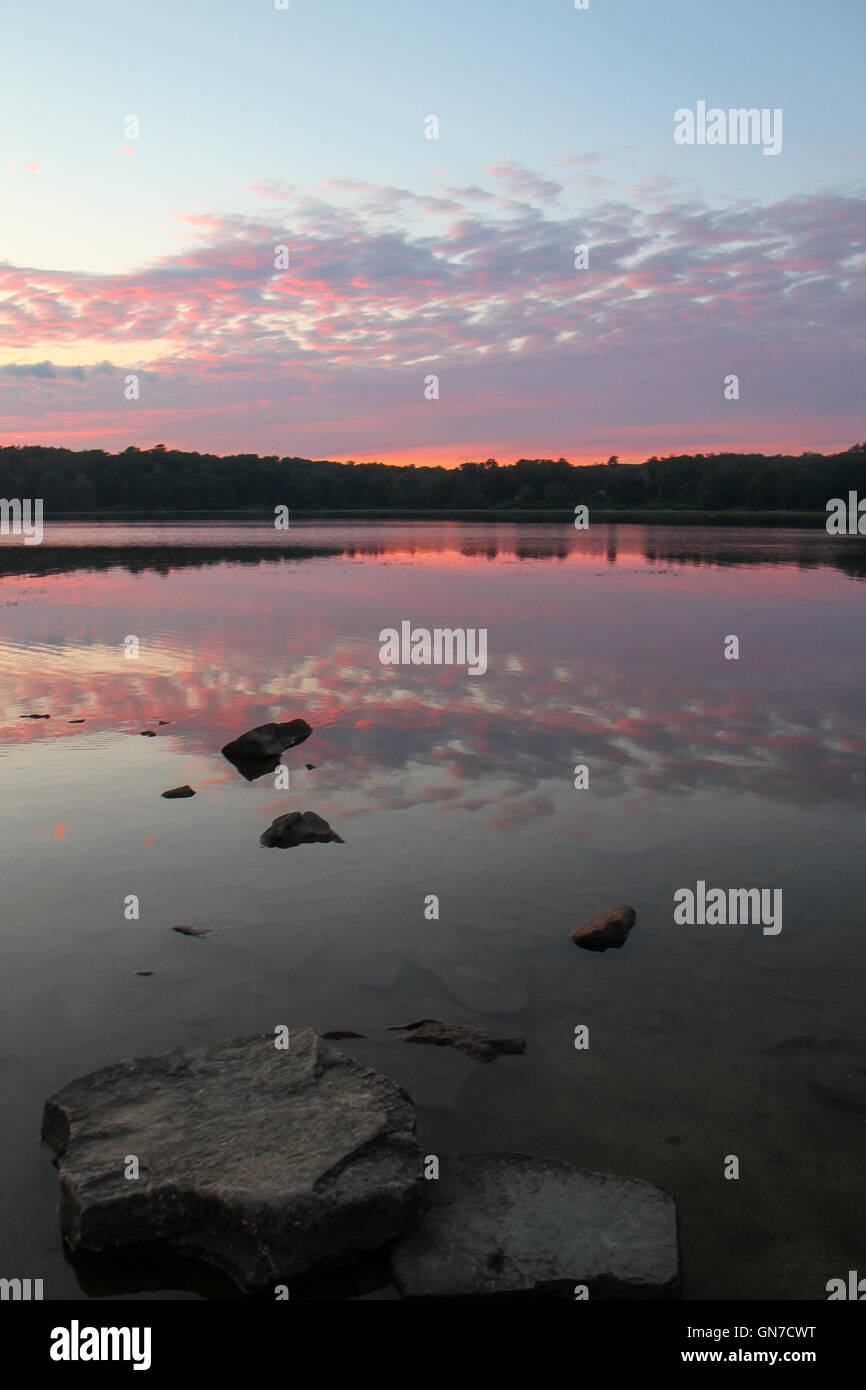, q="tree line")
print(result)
[1,443,864,512]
